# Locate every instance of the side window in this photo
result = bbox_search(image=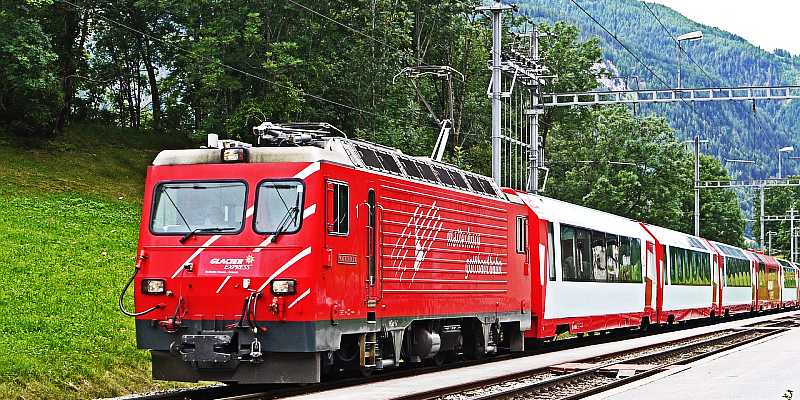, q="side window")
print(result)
[515,216,527,254]
[576,228,592,281]
[547,222,555,281]
[327,181,349,235]
[630,238,642,282]
[606,234,619,282]
[560,225,576,281]
[592,230,607,281]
